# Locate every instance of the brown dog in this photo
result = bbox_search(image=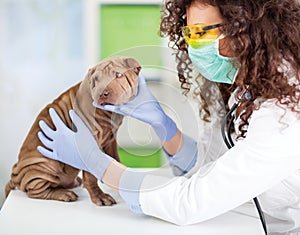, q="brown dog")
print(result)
[5,56,140,206]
